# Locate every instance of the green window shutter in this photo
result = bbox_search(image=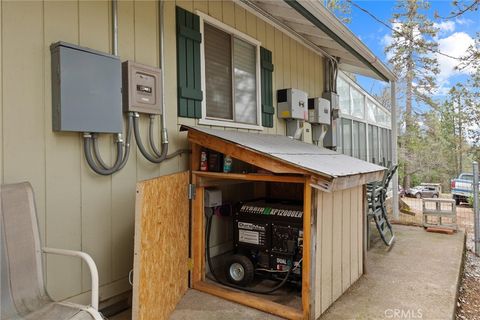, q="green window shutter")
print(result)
[176,6,202,118]
[260,47,274,128]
